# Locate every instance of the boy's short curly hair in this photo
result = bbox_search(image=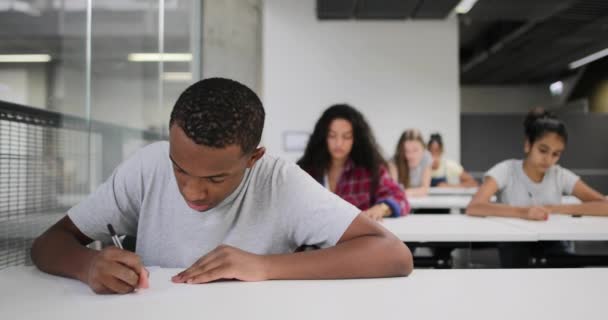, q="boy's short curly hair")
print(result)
[169,78,265,154]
